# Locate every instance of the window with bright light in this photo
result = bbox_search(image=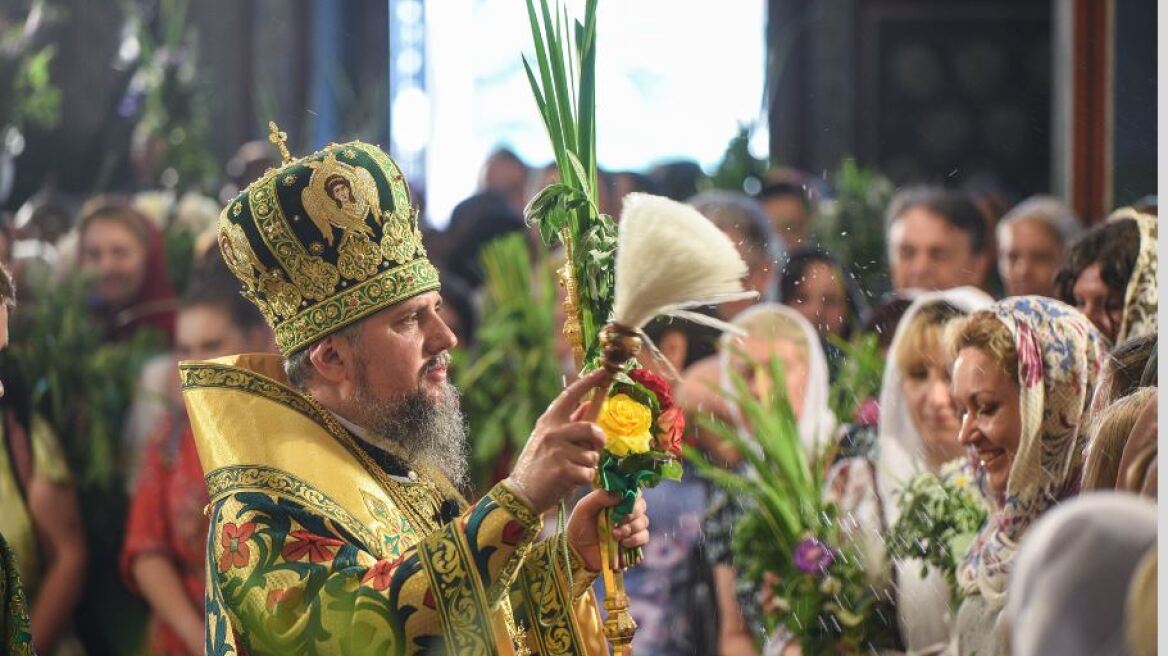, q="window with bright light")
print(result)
[414,0,767,227]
